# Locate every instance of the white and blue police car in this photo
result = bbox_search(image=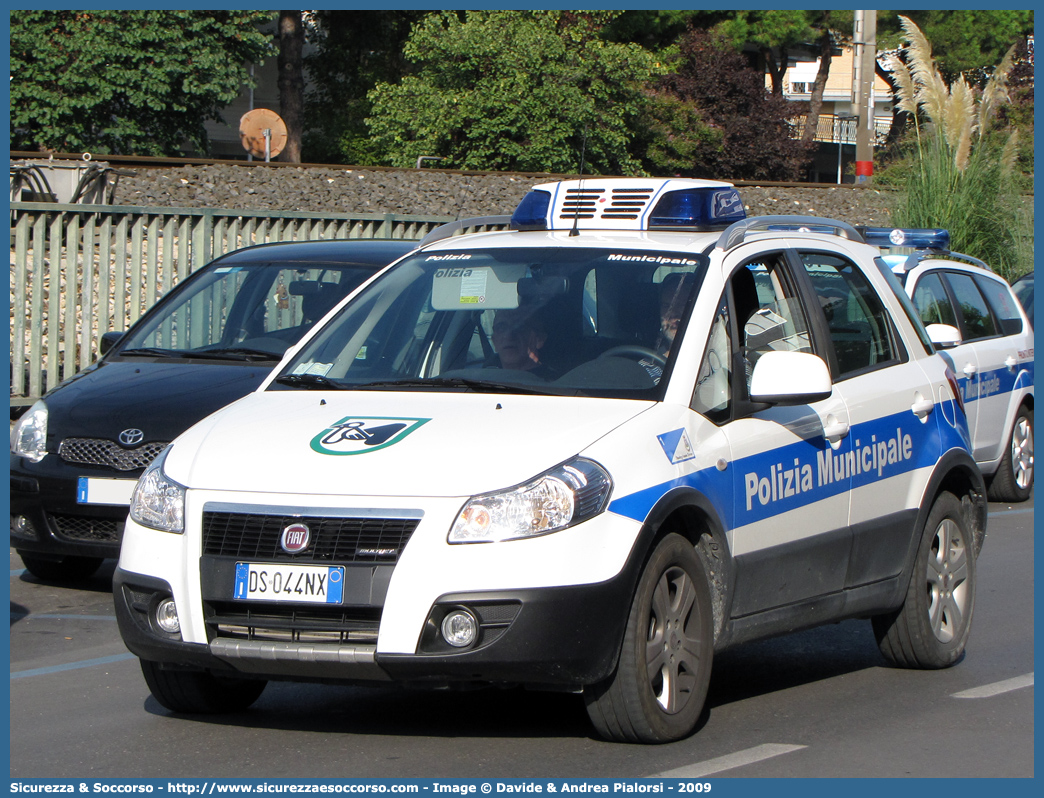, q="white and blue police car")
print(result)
[114,178,987,743]
[880,239,1033,502]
